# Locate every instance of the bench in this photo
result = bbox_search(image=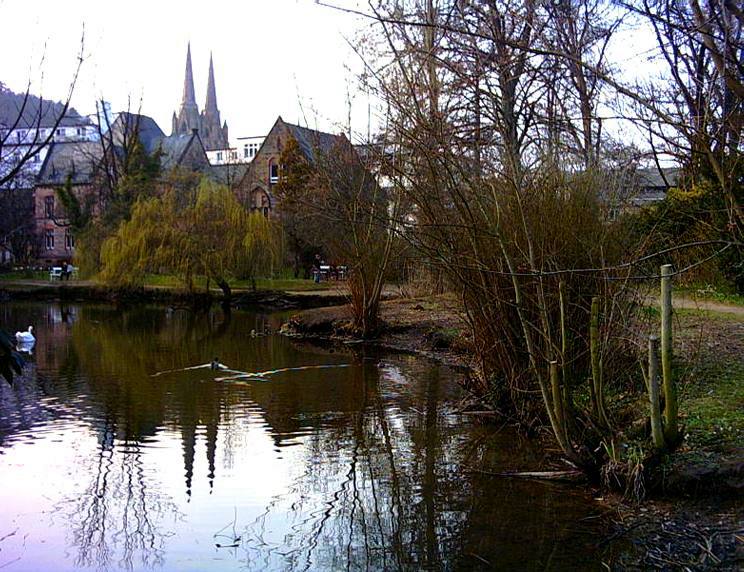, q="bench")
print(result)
[49,267,63,281]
